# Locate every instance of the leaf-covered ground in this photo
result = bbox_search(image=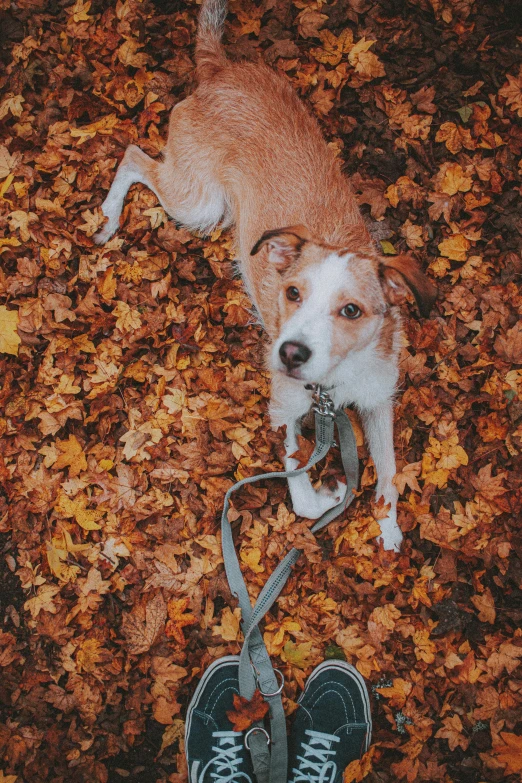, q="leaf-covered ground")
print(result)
[1,0,521,781]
